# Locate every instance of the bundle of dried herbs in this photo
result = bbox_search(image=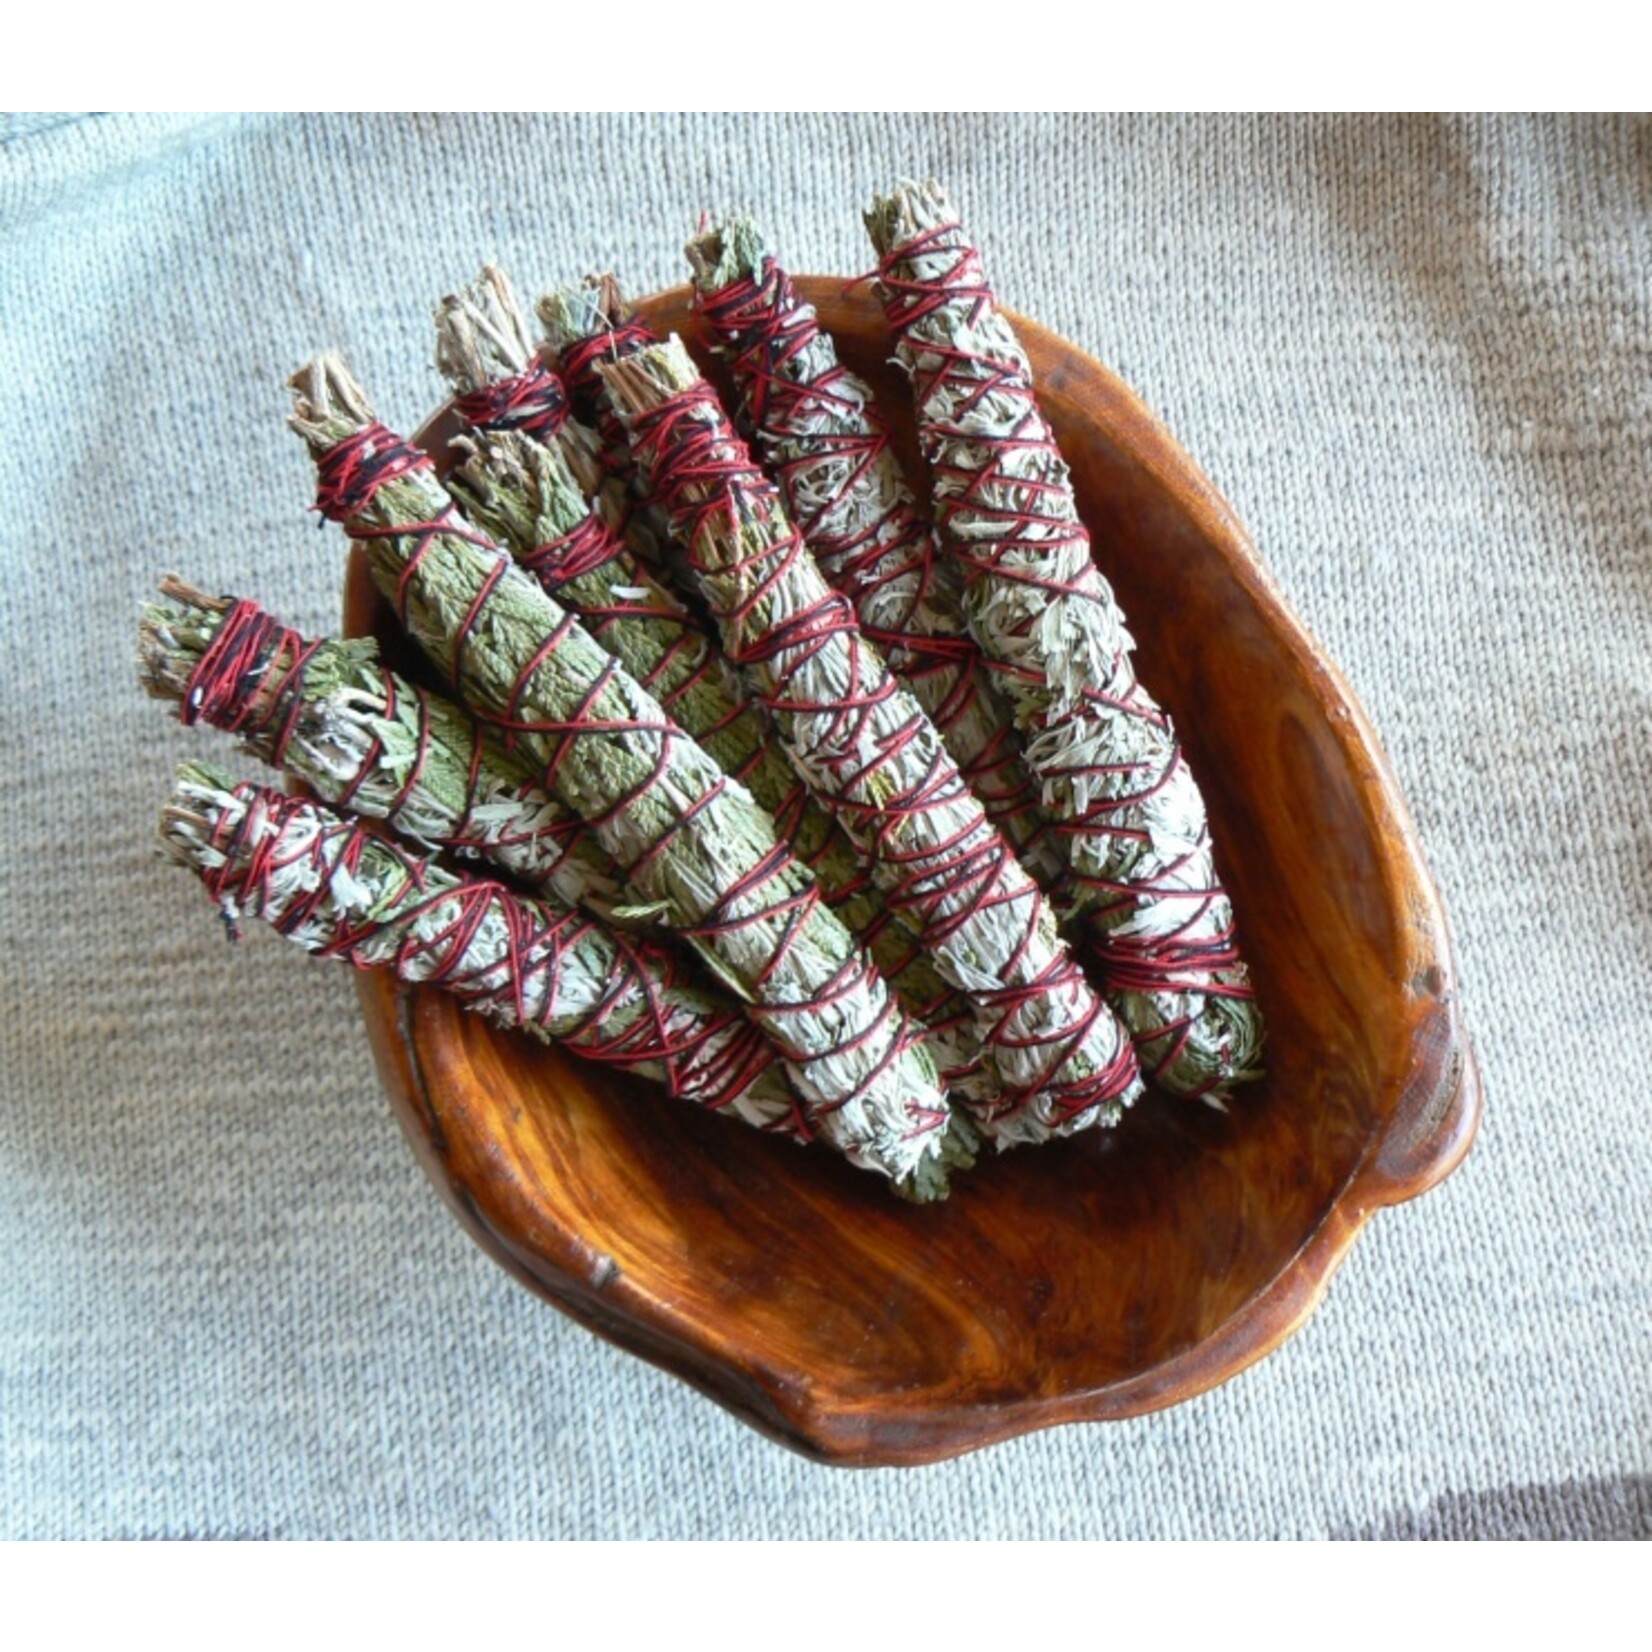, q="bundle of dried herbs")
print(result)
[601,335,1141,1145]
[686,218,1063,892]
[287,354,962,1193]
[138,579,620,912]
[433,269,980,1089]
[159,763,807,1136]
[536,276,689,592]
[435,266,662,578]
[448,428,983,1093]
[865,179,1263,1104]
